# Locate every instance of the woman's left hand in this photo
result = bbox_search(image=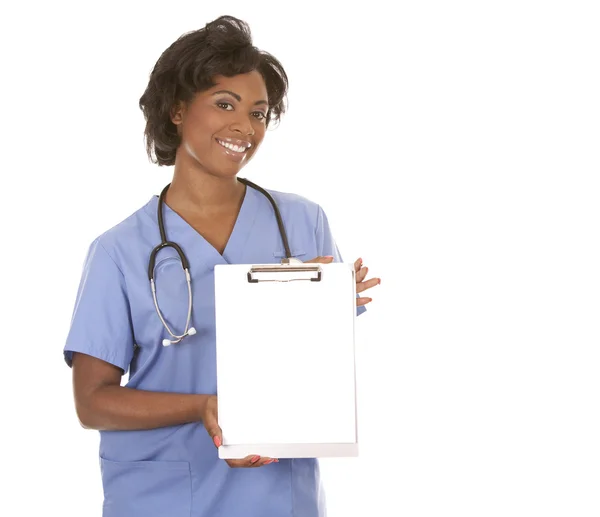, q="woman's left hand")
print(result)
[304,256,380,307]
[354,257,380,307]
